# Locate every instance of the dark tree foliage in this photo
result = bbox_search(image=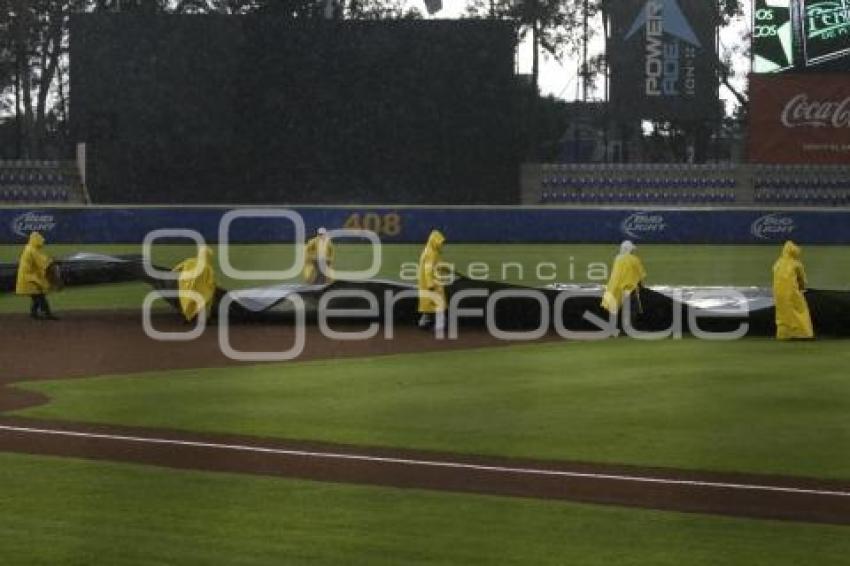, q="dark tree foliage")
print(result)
[466,0,596,93]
